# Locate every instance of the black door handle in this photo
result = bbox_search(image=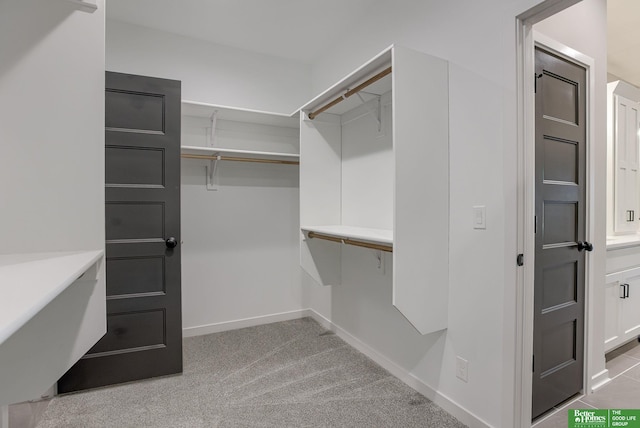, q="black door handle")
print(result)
[165,237,178,249]
[577,241,593,252]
